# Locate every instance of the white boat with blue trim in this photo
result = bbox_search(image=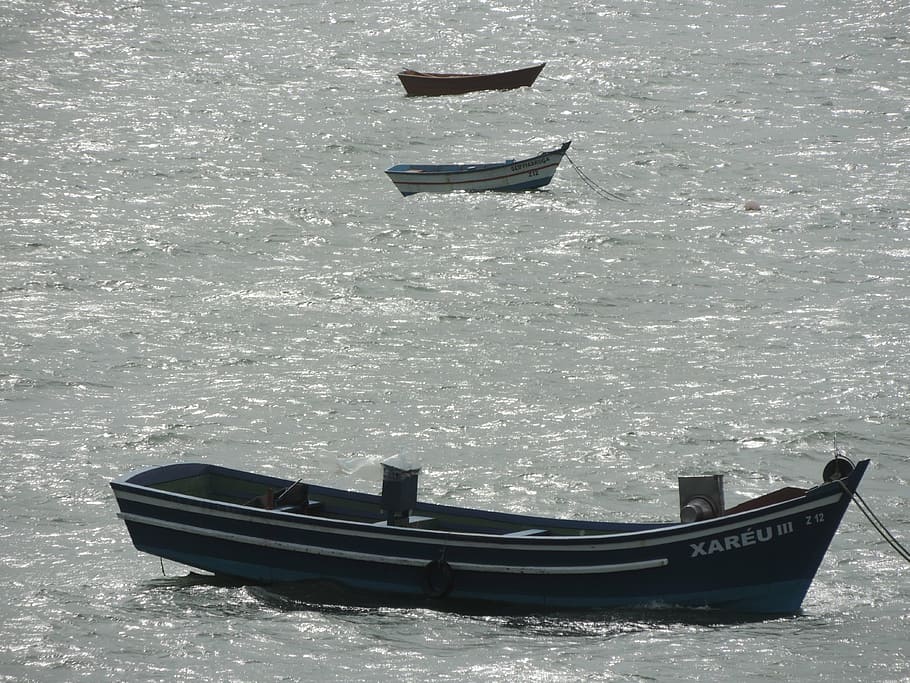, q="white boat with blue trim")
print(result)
[111,455,867,614]
[385,141,571,196]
